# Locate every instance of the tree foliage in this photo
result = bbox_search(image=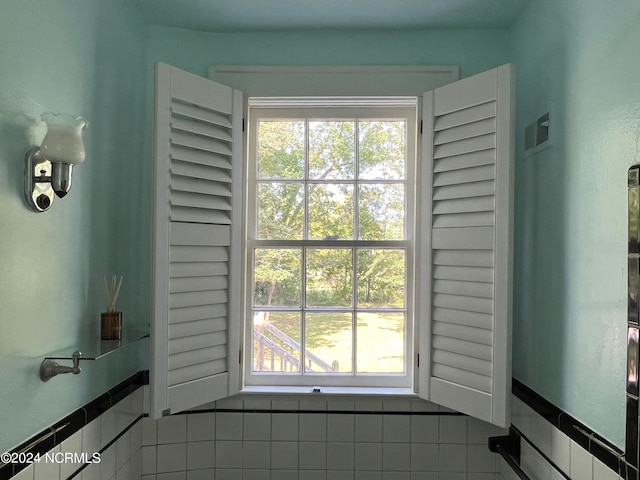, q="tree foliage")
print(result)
[254,119,406,312]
